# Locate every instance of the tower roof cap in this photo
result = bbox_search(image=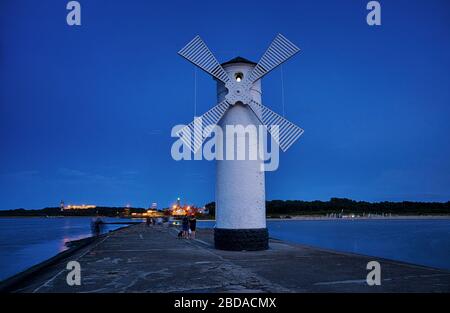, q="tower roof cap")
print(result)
[221,56,257,66]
